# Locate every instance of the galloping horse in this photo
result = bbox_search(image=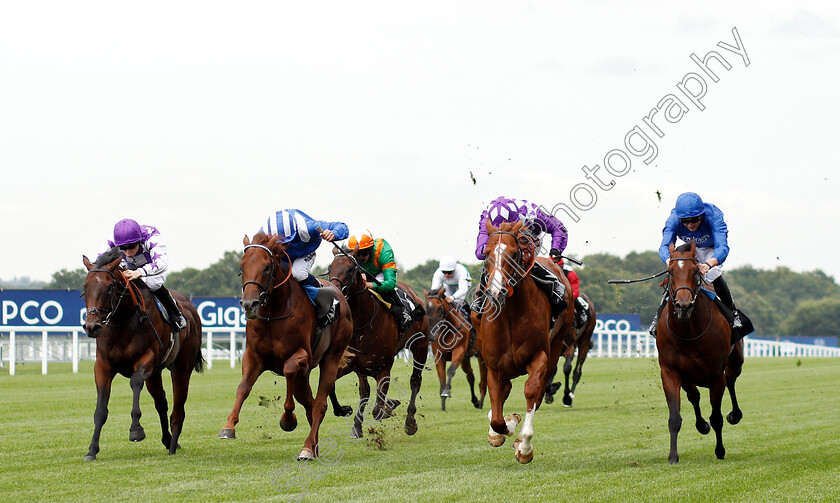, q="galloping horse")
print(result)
[477,220,575,463]
[424,287,486,411]
[218,233,352,461]
[327,246,429,438]
[656,241,744,464]
[82,249,205,461]
[545,292,597,407]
